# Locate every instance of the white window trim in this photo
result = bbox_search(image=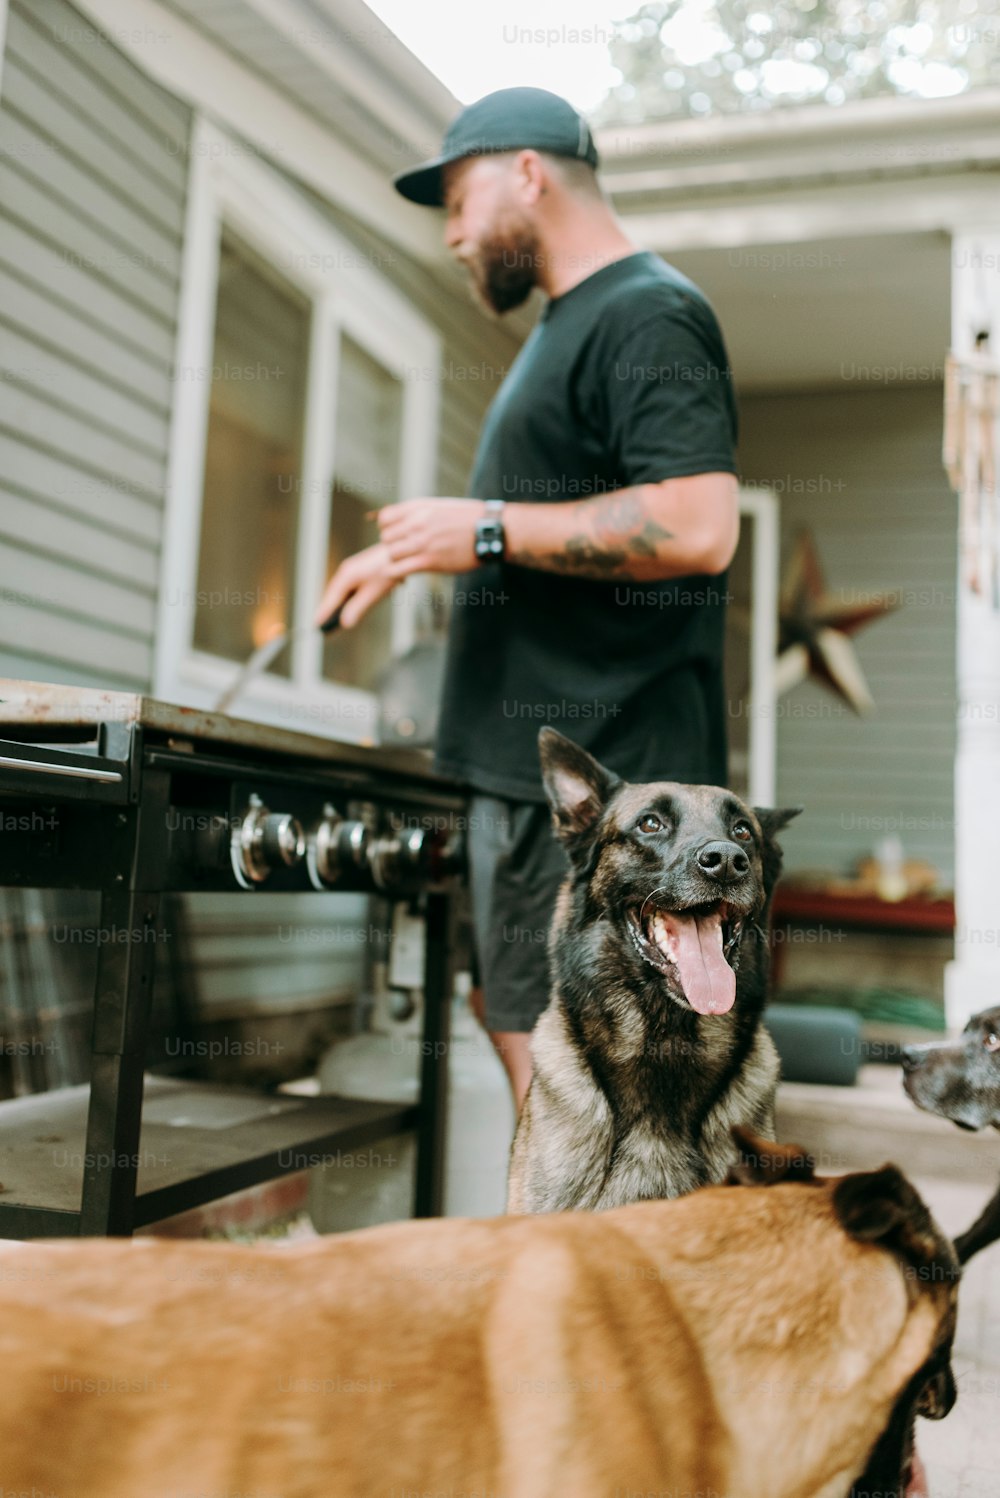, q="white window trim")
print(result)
[737,485,779,807]
[155,114,442,742]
